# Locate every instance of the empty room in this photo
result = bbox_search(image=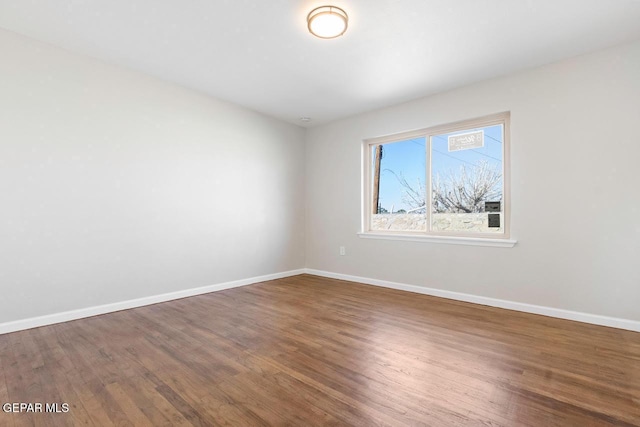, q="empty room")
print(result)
[1,1,639,425]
